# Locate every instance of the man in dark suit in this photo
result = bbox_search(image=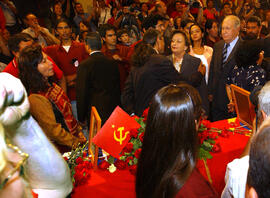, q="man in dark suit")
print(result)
[208,15,241,121]
[76,32,121,125]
